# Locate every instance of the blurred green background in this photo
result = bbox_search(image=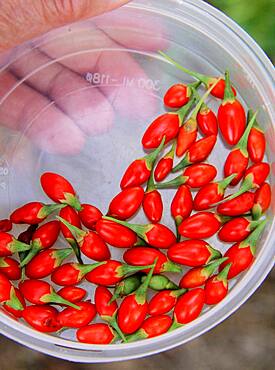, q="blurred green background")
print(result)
[208,0,275,61]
